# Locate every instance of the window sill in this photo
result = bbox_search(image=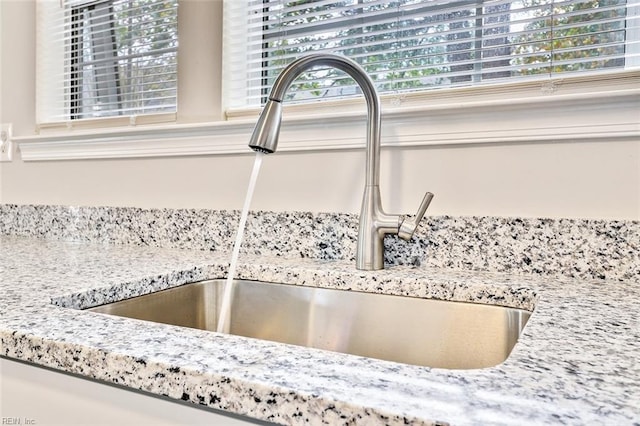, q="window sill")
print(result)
[16,72,640,161]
